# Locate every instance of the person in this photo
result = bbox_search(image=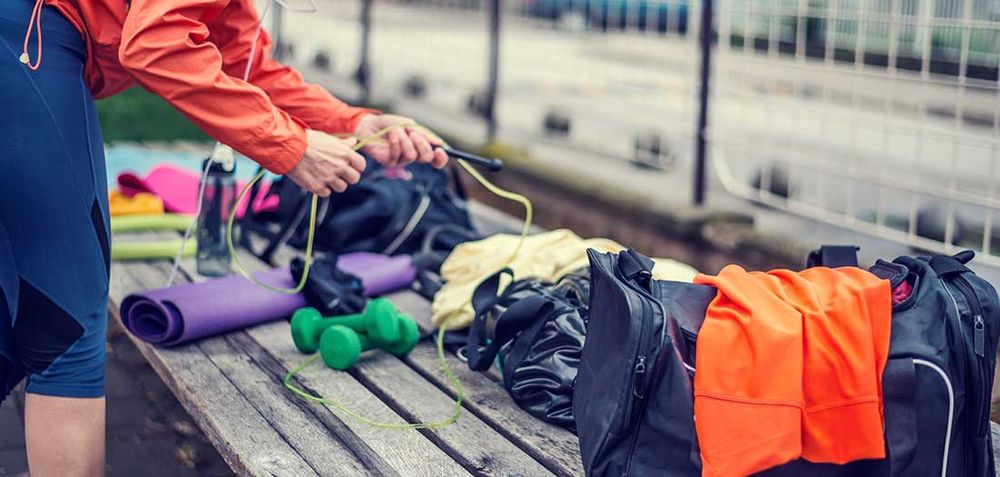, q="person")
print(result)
[0,0,447,475]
